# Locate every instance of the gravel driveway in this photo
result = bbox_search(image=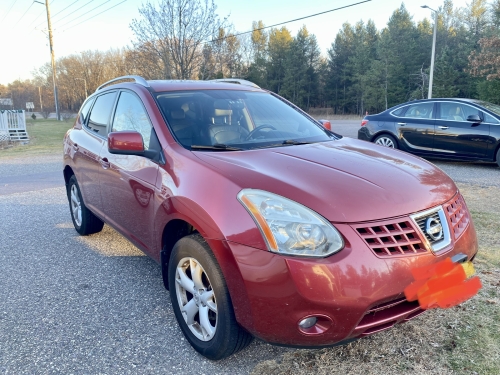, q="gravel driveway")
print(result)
[0,157,289,375]
[0,123,498,374]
